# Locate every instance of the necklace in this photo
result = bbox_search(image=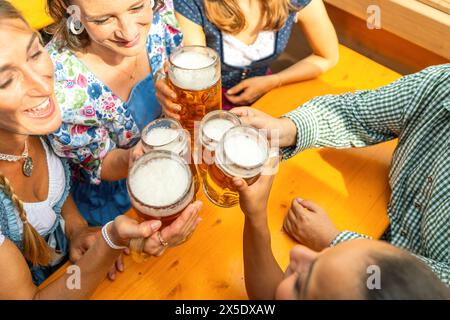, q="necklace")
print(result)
[0,140,33,177]
[117,56,138,81]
